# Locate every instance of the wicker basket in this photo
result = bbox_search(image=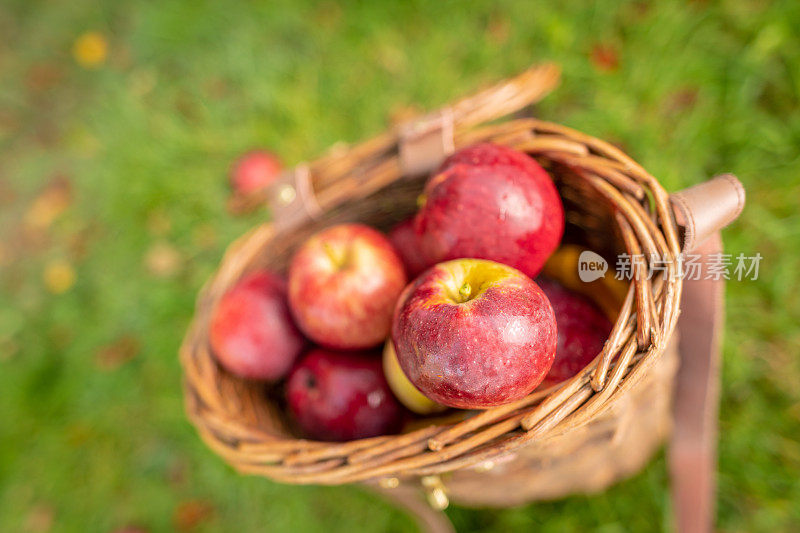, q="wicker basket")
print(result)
[180,64,737,525]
